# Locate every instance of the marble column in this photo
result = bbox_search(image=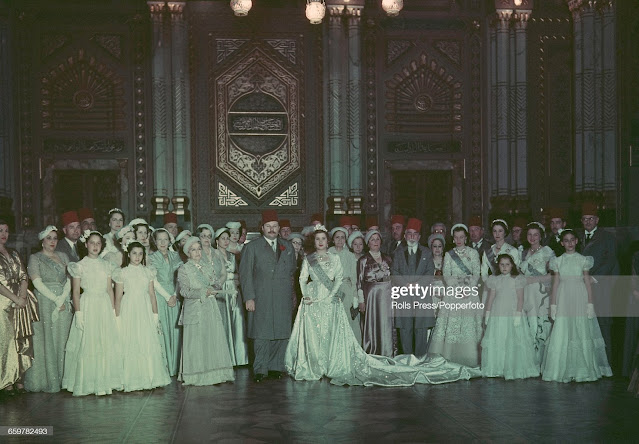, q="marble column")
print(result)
[570,0,617,201]
[148,1,172,223]
[326,6,347,216]
[0,15,13,223]
[491,11,511,202]
[168,1,191,227]
[346,6,362,216]
[512,11,530,202]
